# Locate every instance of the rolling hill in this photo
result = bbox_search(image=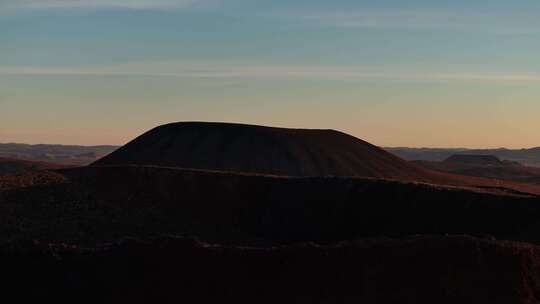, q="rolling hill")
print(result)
[0,157,65,175]
[414,155,540,185]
